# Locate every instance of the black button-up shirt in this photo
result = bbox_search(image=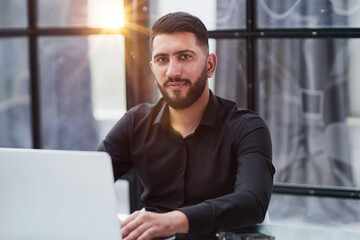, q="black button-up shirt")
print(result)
[98,91,275,233]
